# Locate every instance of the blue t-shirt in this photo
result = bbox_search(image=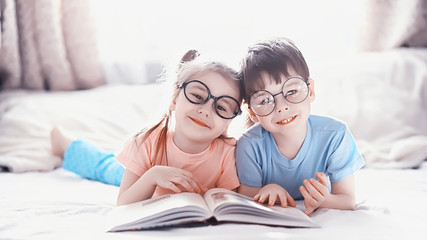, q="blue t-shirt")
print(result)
[235,115,365,200]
